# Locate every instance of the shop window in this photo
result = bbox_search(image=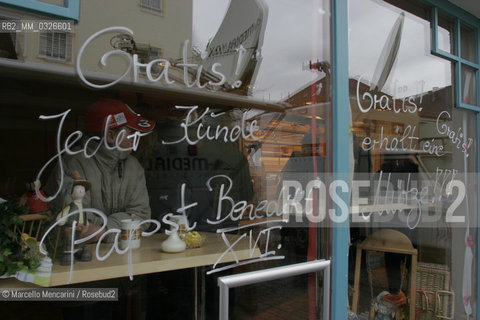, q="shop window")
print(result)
[140,0,163,13]
[38,31,72,61]
[0,0,334,319]
[349,0,477,319]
